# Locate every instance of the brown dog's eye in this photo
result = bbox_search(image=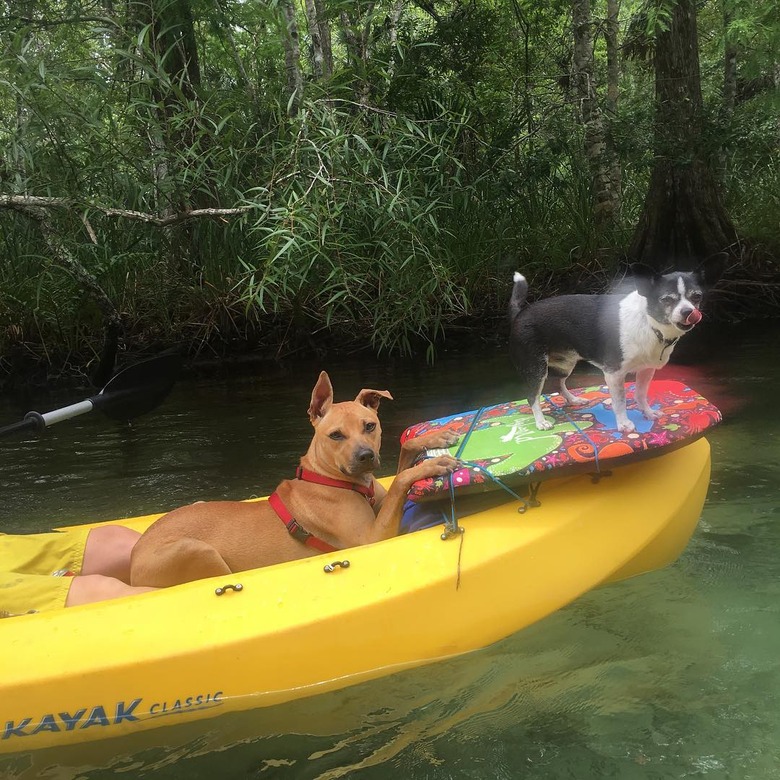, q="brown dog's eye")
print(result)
[329,431,345,440]
[365,422,376,432]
